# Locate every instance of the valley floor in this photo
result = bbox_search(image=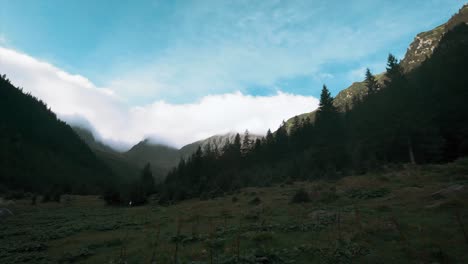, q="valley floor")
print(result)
[2,159,468,263]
